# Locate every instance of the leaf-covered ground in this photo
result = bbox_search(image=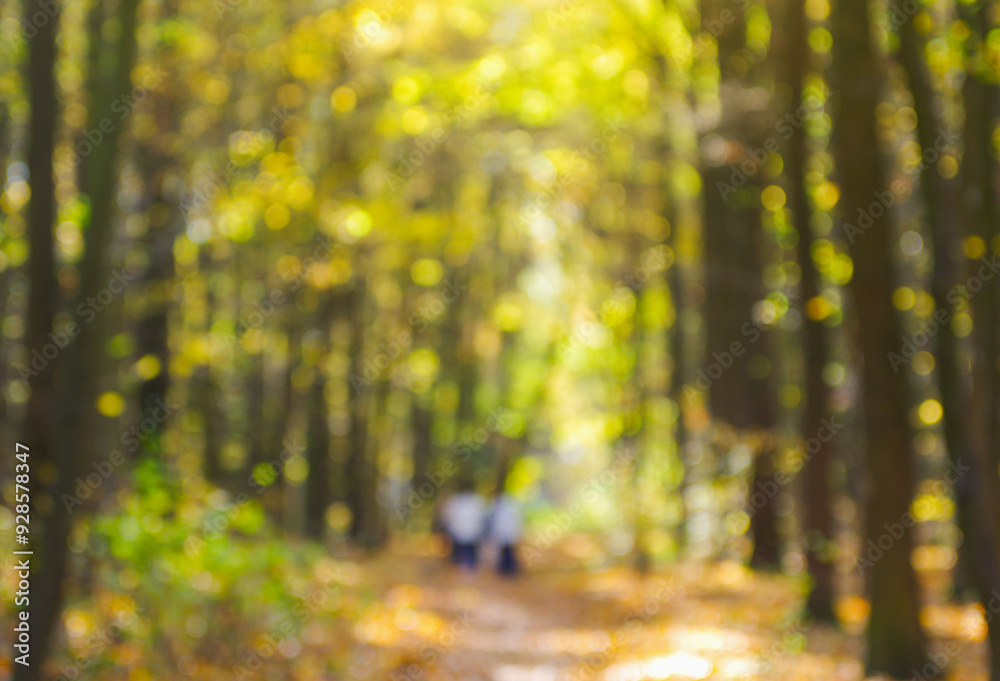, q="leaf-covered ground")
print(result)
[1,536,992,680]
[334,538,991,681]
